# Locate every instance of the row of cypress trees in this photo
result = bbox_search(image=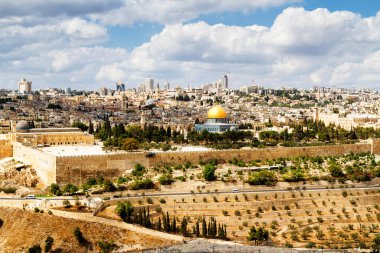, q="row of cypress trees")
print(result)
[116,202,228,240]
